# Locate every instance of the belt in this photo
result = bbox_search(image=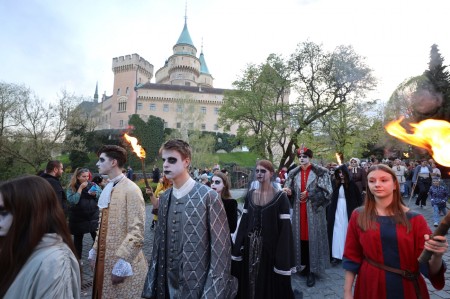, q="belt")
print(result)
[365,257,422,299]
